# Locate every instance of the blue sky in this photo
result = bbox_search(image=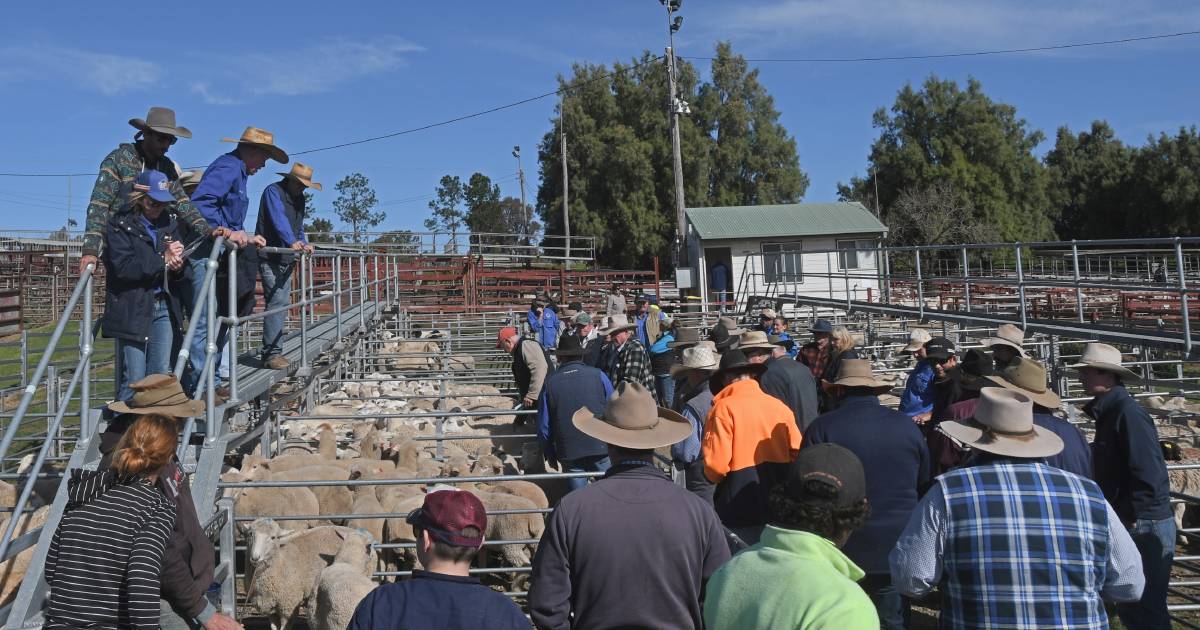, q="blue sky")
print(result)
[1,1,1197,235]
